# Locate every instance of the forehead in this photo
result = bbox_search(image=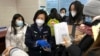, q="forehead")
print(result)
[61,10,66,13]
[37,14,45,17]
[61,10,65,12]
[37,14,46,20]
[71,4,75,10]
[16,17,22,20]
